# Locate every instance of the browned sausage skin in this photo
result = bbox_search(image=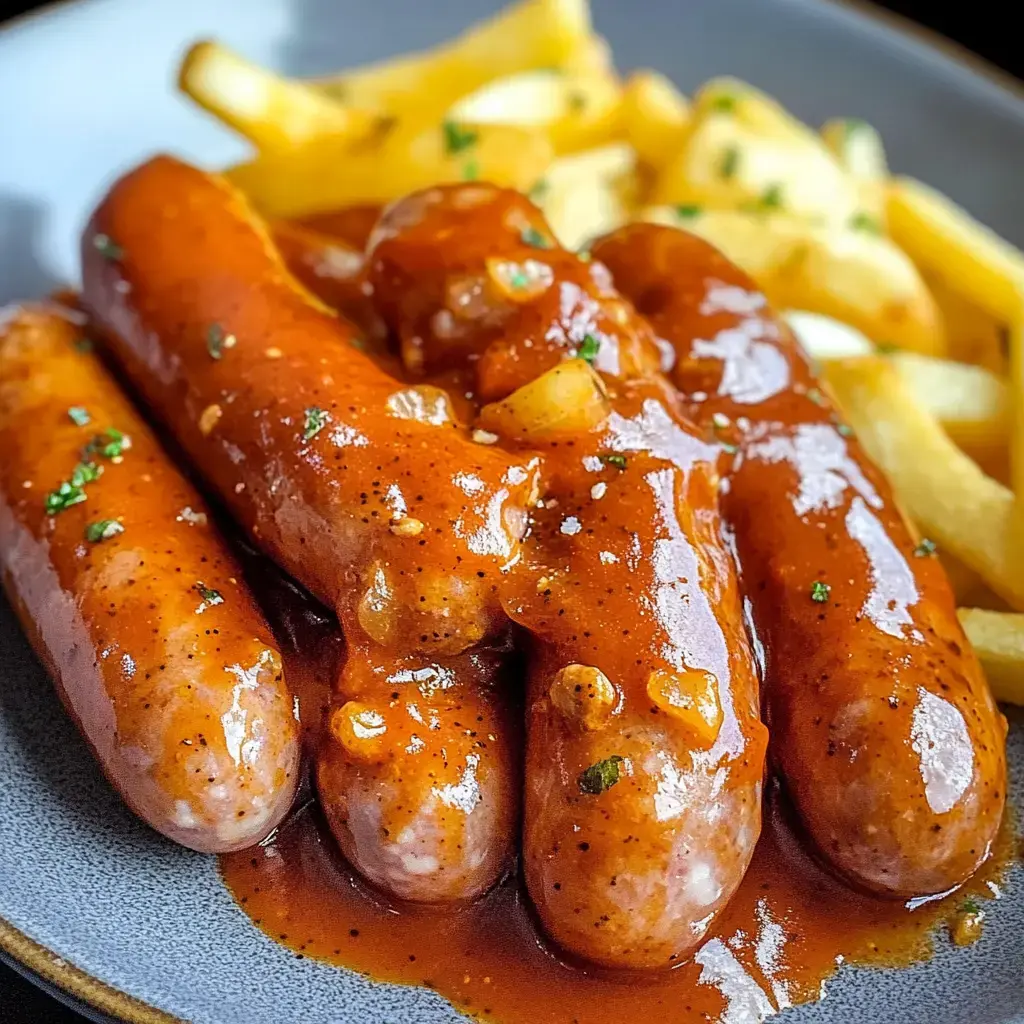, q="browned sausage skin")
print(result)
[593,224,1008,897]
[81,157,528,903]
[0,303,299,853]
[368,185,767,967]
